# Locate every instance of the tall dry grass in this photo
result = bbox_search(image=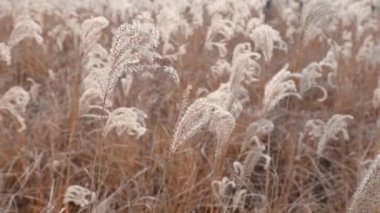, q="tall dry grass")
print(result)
[0,0,379,212]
